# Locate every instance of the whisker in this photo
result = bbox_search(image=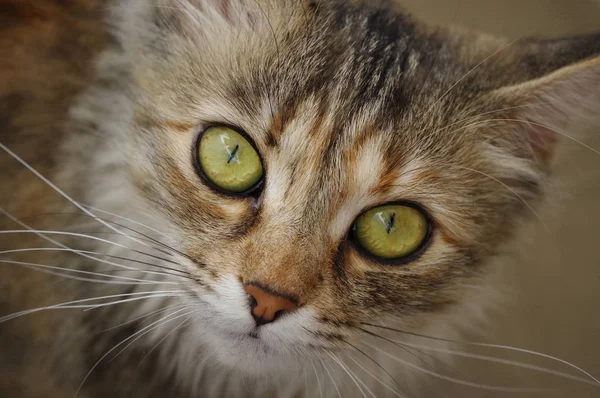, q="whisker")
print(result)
[387,338,599,387]
[73,230,200,270]
[80,204,170,238]
[0,247,195,280]
[0,223,187,279]
[303,363,309,398]
[74,307,193,398]
[426,101,566,138]
[0,291,185,323]
[482,118,600,157]
[98,303,188,333]
[18,211,178,259]
[309,358,325,398]
[346,353,407,398]
[0,258,171,285]
[343,339,405,392]
[362,322,600,386]
[452,165,549,231]
[3,208,194,270]
[432,116,600,160]
[138,314,193,364]
[1,210,127,251]
[326,352,372,398]
[0,142,162,250]
[320,359,342,398]
[83,294,184,311]
[31,209,199,264]
[6,208,204,272]
[362,340,556,393]
[422,35,525,118]
[360,327,467,397]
